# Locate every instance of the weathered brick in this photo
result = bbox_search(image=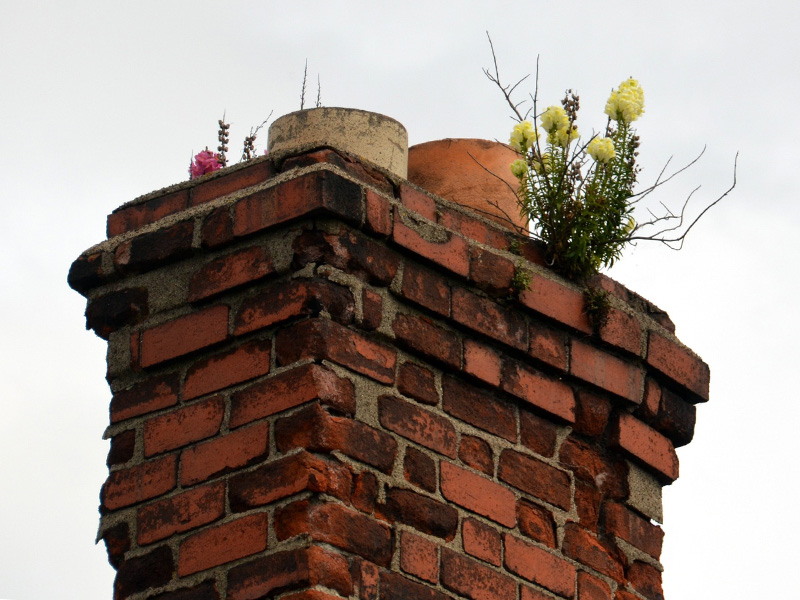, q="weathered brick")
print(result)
[604,502,664,560]
[574,390,613,437]
[67,250,107,294]
[226,546,352,600]
[600,307,643,356]
[611,412,679,482]
[361,287,383,330]
[528,320,568,371]
[519,273,592,334]
[653,387,696,447]
[397,361,439,406]
[519,409,559,458]
[400,531,439,583]
[392,313,461,369]
[352,471,378,514]
[562,523,625,583]
[452,287,527,351]
[559,437,628,500]
[190,159,274,207]
[437,205,510,251]
[183,339,272,401]
[280,591,344,600]
[578,571,612,600]
[180,422,269,486]
[458,435,493,476]
[516,500,556,548]
[400,260,451,316]
[647,331,709,400]
[275,500,392,565]
[520,585,557,600]
[114,545,173,599]
[230,363,355,428]
[149,580,220,600]
[201,206,234,248]
[462,518,502,566]
[228,451,352,511]
[143,396,224,456]
[100,521,130,568]
[137,482,225,545]
[442,376,516,442]
[379,395,457,458]
[102,455,177,511]
[463,339,502,387]
[627,561,664,600]
[440,461,516,527]
[380,571,452,600]
[281,148,392,194]
[498,449,571,511]
[86,286,149,339]
[501,359,576,423]
[571,340,643,403]
[504,533,576,598]
[107,189,189,237]
[574,479,601,530]
[114,220,194,274]
[233,170,364,237]
[178,512,268,576]
[404,446,438,493]
[107,429,136,466]
[441,548,516,600]
[358,558,379,600]
[275,403,397,474]
[393,208,470,277]
[365,189,392,236]
[400,183,437,221]
[380,487,459,540]
[276,318,396,384]
[188,246,274,301]
[140,305,229,367]
[469,246,515,295]
[639,377,662,421]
